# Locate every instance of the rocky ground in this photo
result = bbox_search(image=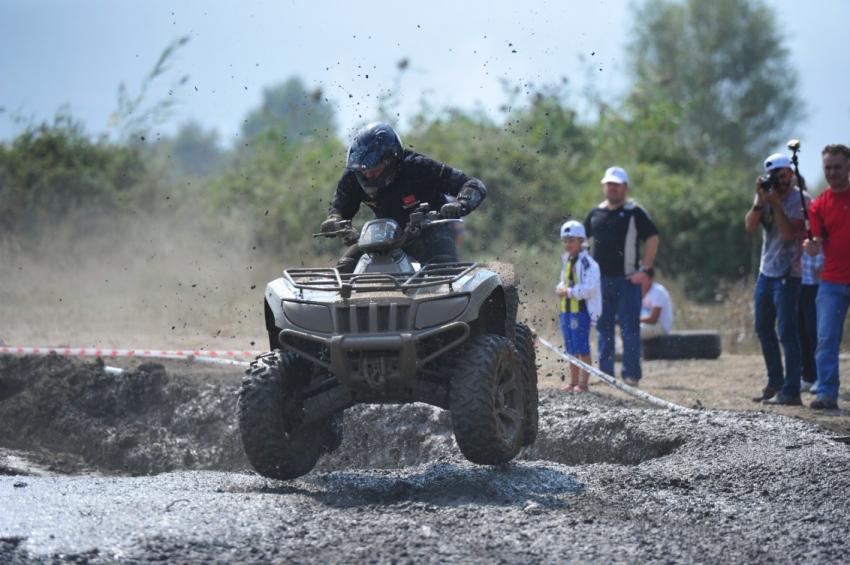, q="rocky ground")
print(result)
[1,355,849,563]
